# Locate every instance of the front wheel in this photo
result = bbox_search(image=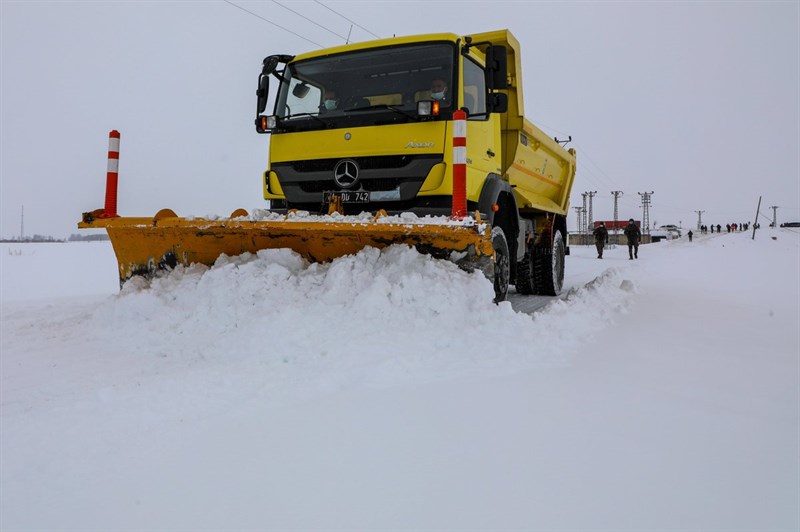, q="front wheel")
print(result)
[491,226,510,303]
